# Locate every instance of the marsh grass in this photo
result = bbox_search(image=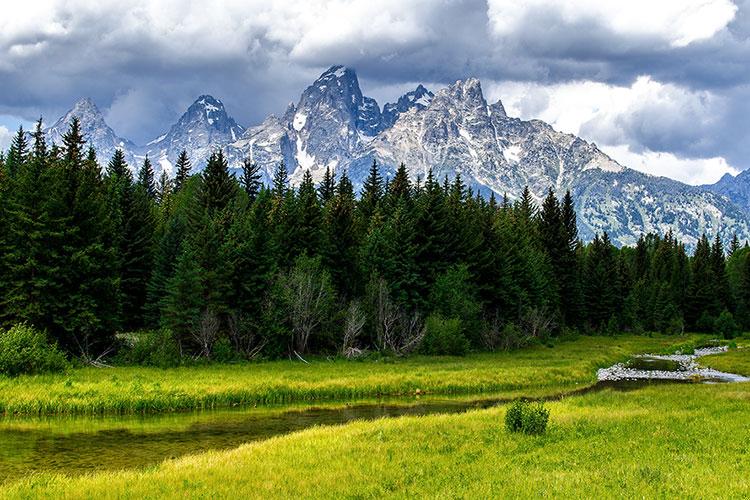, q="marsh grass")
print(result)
[3,382,748,498]
[0,335,704,416]
[700,338,750,376]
